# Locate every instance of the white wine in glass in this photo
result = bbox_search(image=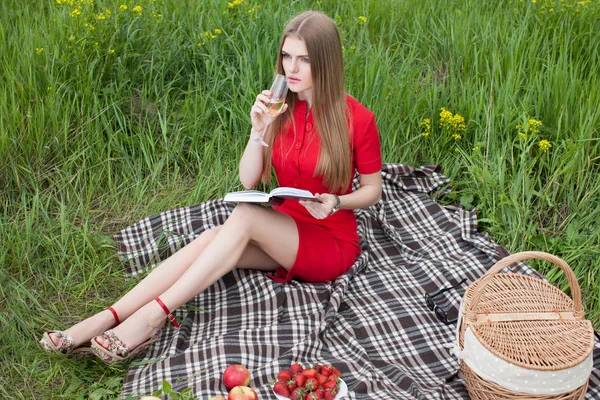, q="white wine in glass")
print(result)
[255,74,288,147]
